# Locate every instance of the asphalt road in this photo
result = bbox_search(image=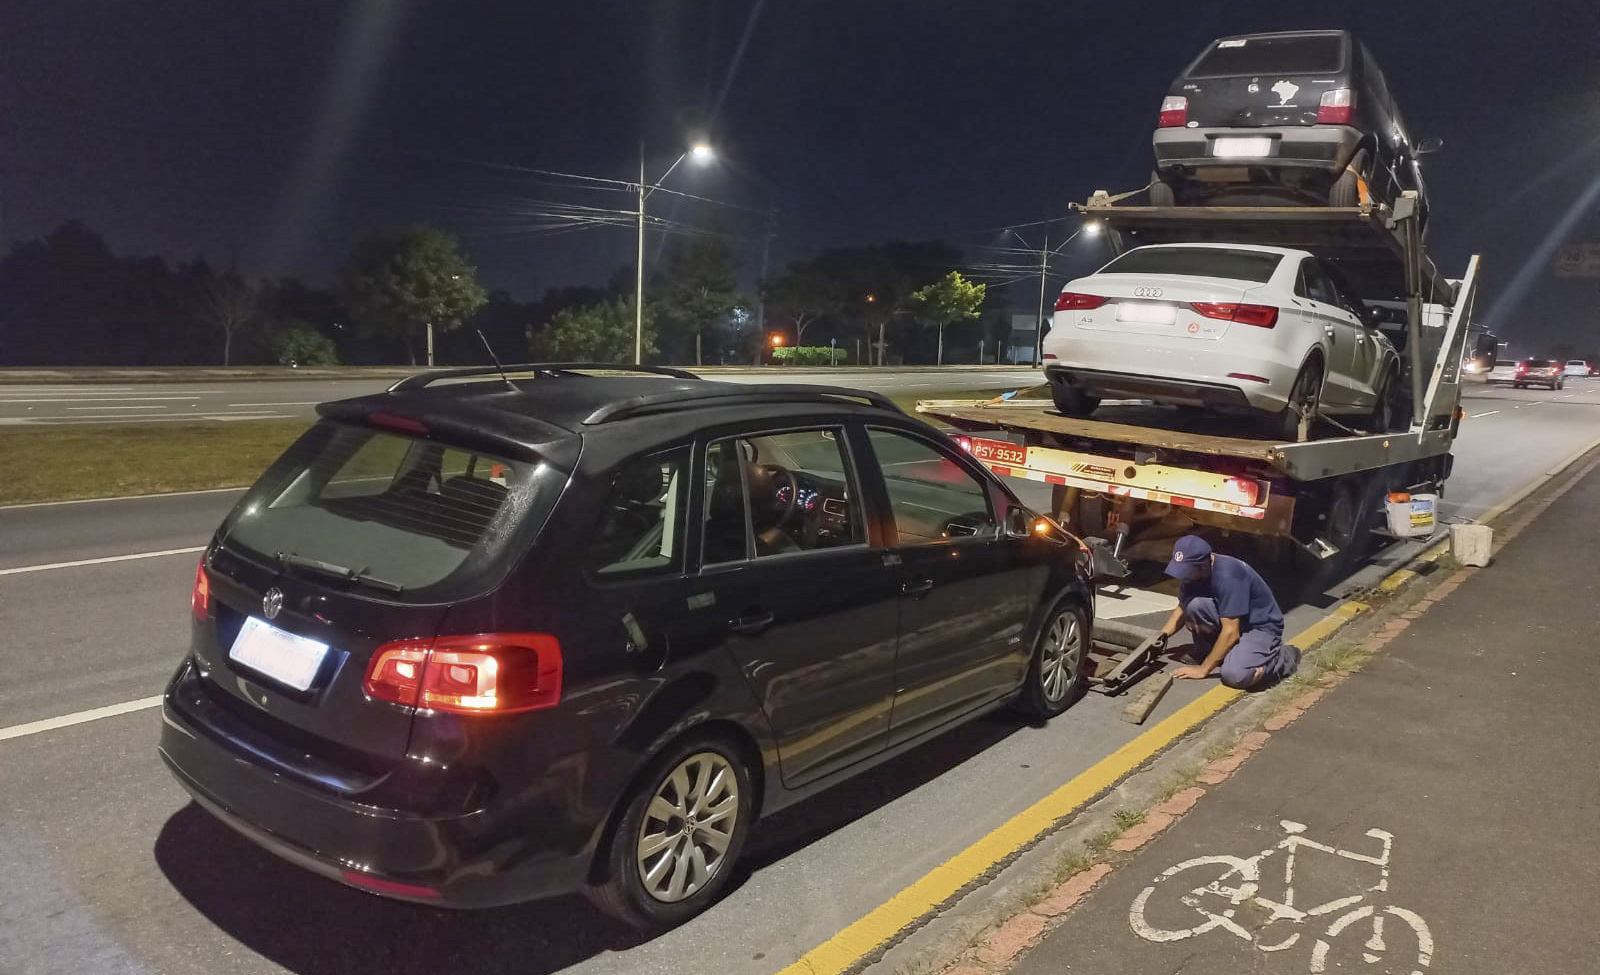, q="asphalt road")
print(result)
[0,369,1038,425]
[1,379,1597,975]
